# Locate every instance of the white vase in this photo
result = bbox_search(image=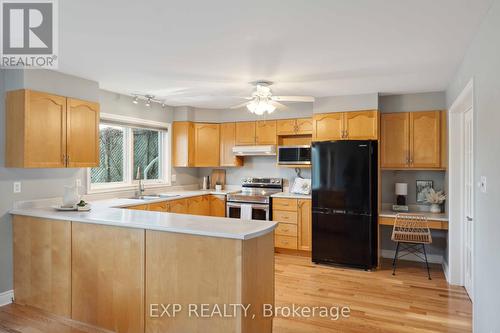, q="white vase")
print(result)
[430,203,441,213]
